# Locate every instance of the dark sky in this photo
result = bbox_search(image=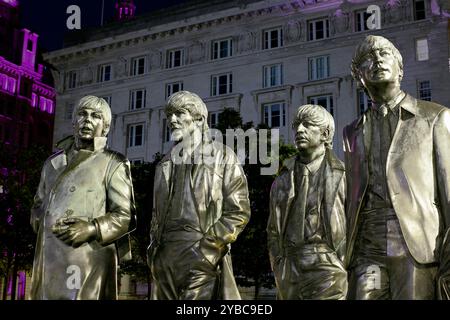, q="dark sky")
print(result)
[18,0,191,51]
